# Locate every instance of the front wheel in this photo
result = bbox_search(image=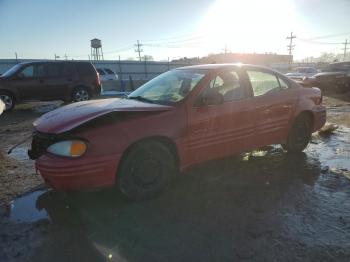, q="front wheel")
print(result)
[0,92,15,112]
[282,114,312,153]
[118,141,176,200]
[71,87,90,102]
